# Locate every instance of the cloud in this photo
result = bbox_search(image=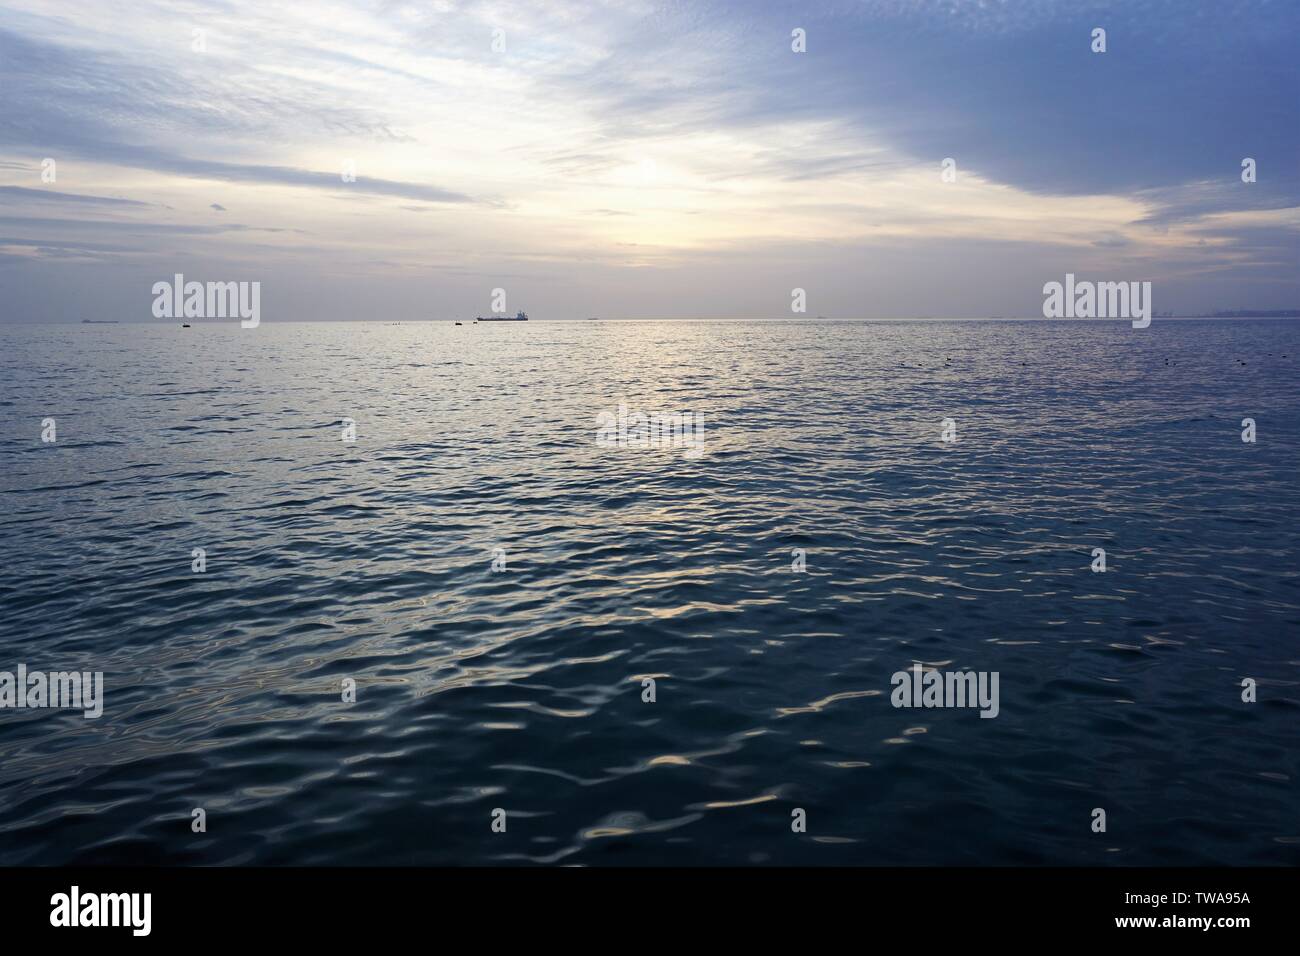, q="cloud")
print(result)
[0,0,1295,319]
[1091,234,1131,249]
[81,147,476,203]
[540,1,1299,208]
[0,24,476,204]
[0,214,303,235]
[0,185,152,207]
